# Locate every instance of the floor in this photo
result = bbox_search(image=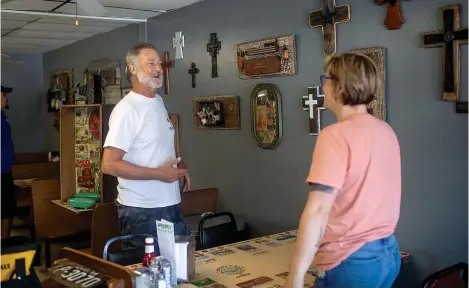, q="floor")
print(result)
[10,218,90,282]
